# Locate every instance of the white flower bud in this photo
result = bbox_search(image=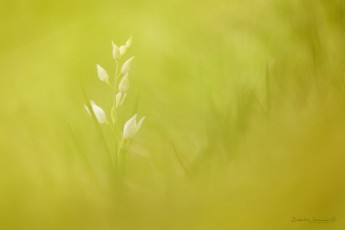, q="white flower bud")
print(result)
[118,73,129,93]
[115,92,126,108]
[126,36,132,48]
[96,64,109,82]
[84,105,91,115]
[119,45,127,56]
[123,114,145,139]
[112,41,120,60]
[85,101,107,124]
[121,56,135,74]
